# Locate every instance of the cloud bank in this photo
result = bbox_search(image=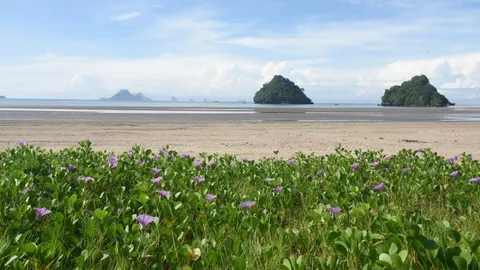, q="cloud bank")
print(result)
[1,0,480,103]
